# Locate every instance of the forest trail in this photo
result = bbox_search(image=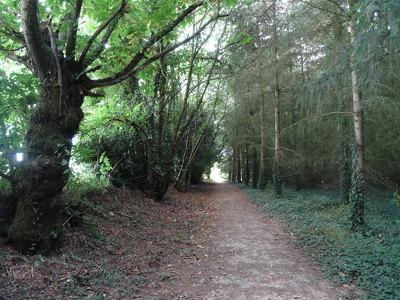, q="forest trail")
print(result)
[0,182,360,299]
[145,182,351,299]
